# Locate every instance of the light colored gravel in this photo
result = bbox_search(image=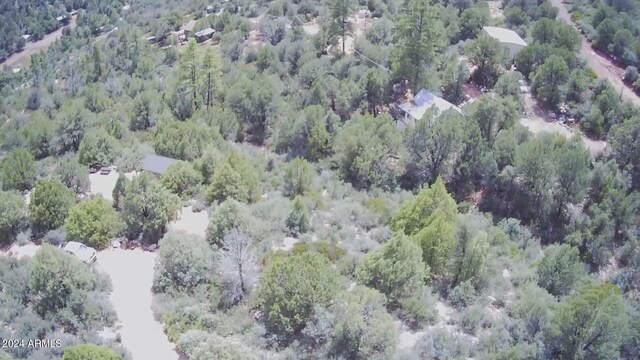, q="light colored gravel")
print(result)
[96,249,178,360]
[168,206,208,237]
[3,242,41,259]
[271,236,299,251]
[89,172,119,202]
